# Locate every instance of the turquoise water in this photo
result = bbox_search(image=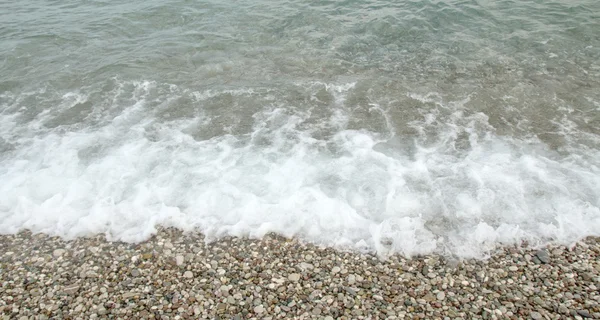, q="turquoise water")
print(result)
[1,0,599,258]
